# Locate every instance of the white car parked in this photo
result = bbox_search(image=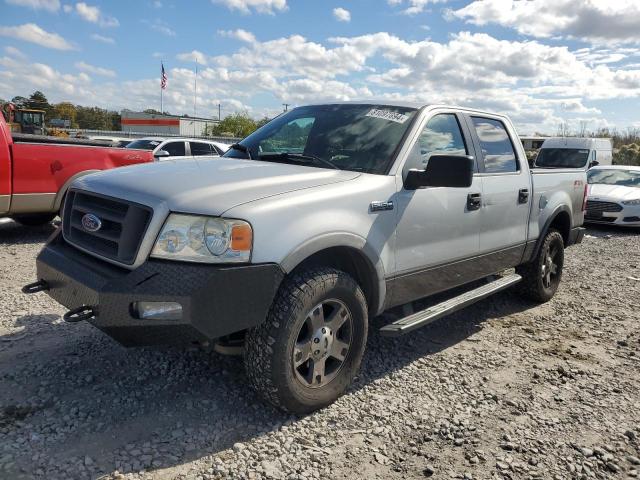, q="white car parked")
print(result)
[586,165,640,227]
[125,137,230,161]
